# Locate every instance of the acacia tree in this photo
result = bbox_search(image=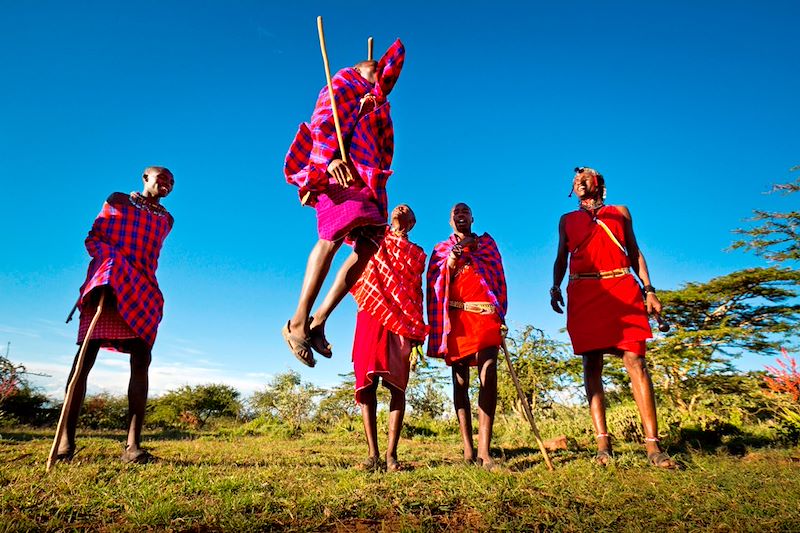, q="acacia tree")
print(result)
[250,370,322,430]
[649,267,800,415]
[149,383,242,429]
[499,326,583,419]
[731,167,799,263]
[406,358,449,419]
